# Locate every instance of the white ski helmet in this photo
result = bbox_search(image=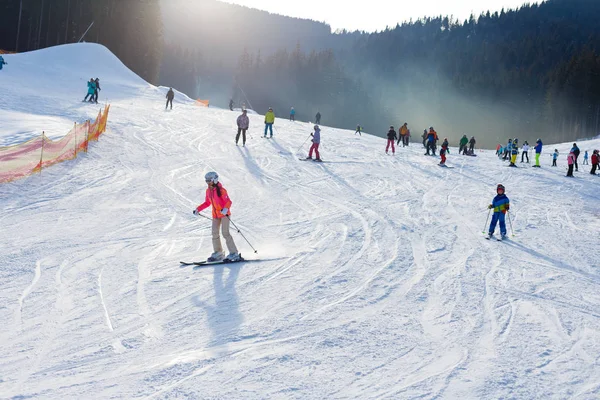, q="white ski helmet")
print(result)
[205,171,219,184]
